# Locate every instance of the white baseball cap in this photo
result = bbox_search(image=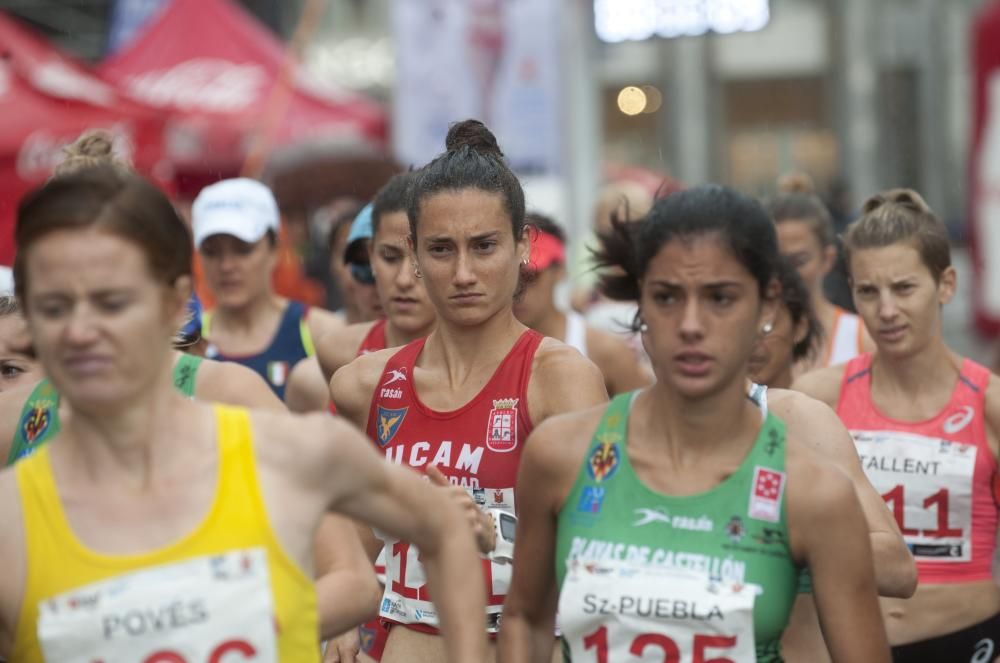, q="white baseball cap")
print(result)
[191,178,280,248]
